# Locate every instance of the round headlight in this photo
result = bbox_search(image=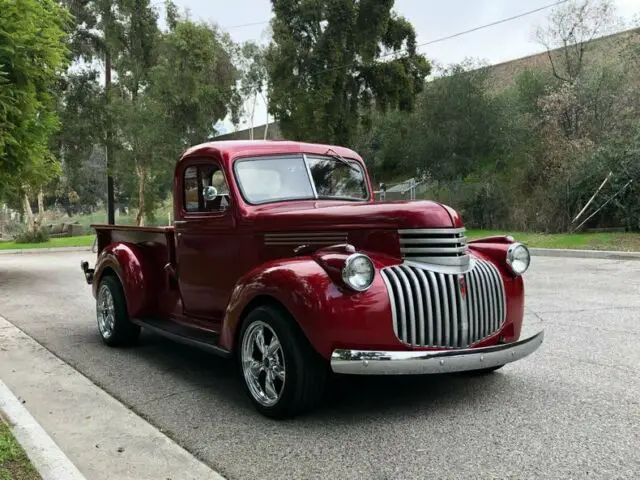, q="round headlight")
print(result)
[506,242,530,275]
[342,253,375,291]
